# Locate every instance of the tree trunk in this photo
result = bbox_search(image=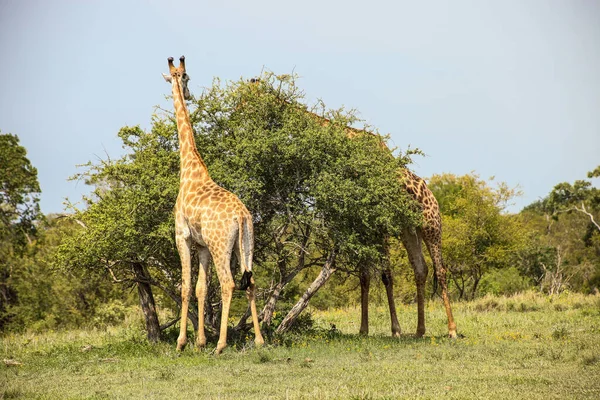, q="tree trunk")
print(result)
[275,251,337,334]
[132,263,161,343]
[261,268,301,327]
[262,232,311,328]
[261,281,285,327]
[359,267,370,335]
[470,265,482,300]
[150,278,198,331]
[452,272,465,300]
